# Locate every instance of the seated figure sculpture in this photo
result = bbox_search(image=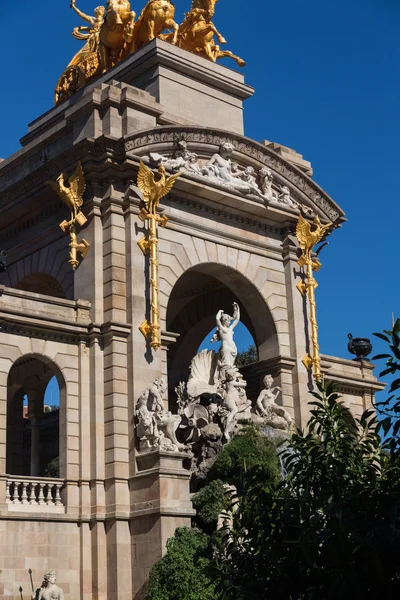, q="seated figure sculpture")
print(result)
[32,571,64,600]
[136,378,183,452]
[255,374,293,432]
